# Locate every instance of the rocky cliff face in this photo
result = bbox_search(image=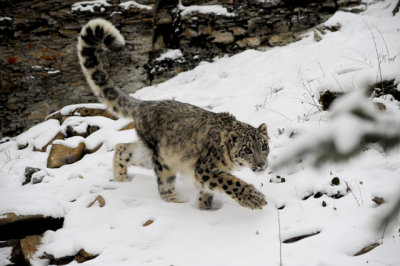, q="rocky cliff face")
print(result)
[0,0,358,138]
